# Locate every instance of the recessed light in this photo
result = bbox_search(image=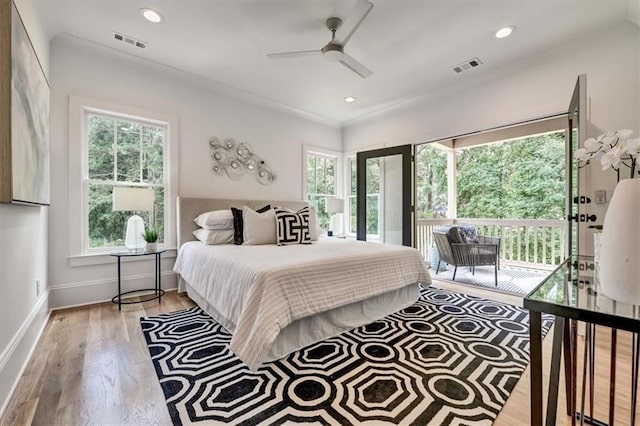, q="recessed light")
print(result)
[495,26,515,39]
[140,8,163,23]
[344,96,356,103]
